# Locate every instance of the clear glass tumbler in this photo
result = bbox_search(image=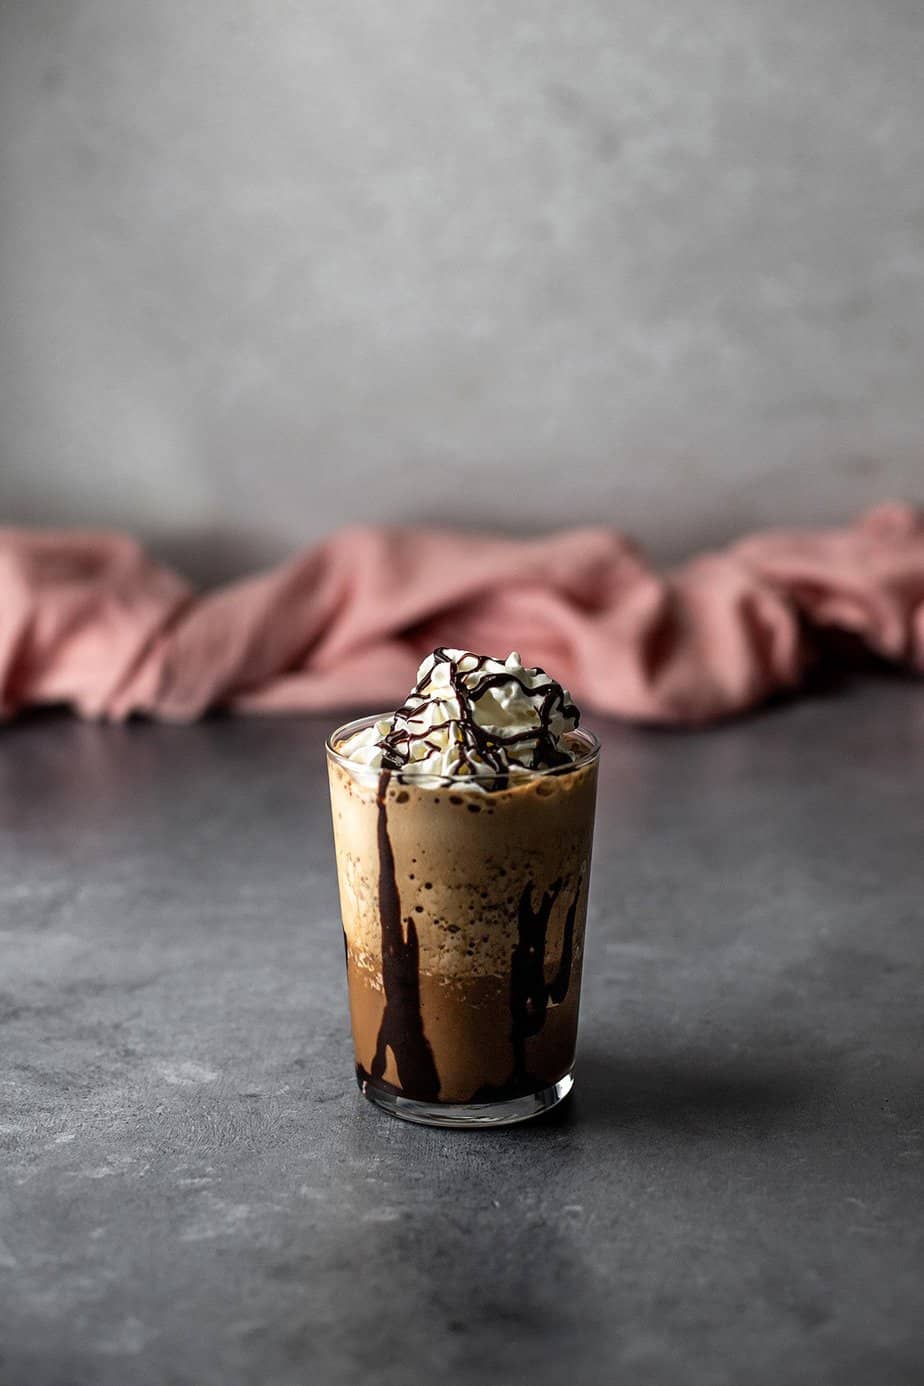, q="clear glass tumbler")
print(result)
[327,716,599,1127]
